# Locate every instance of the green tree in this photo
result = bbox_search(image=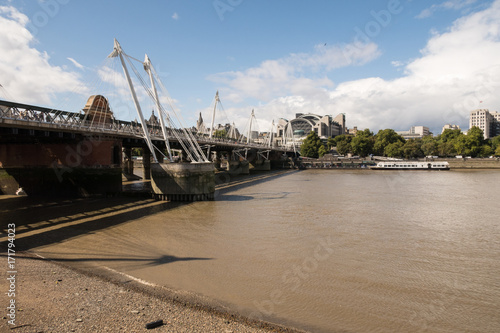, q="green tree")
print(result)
[480,145,493,157]
[384,141,404,157]
[421,137,438,156]
[333,134,352,156]
[402,139,423,159]
[437,141,455,157]
[318,145,328,157]
[495,145,500,156]
[351,129,374,157]
[336,140,351,156]
[300,131,323,158]
[436,128,464,157]
[213,129,227,138]
[357,128,374,138]
[439,128,462,143]
[467,126,484,146]
[332,134,352,146]
[453,135,468,156]
[374,129,405,156]
[466,126,484,157]
[327,137,336,150]
[490,135,500,151]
